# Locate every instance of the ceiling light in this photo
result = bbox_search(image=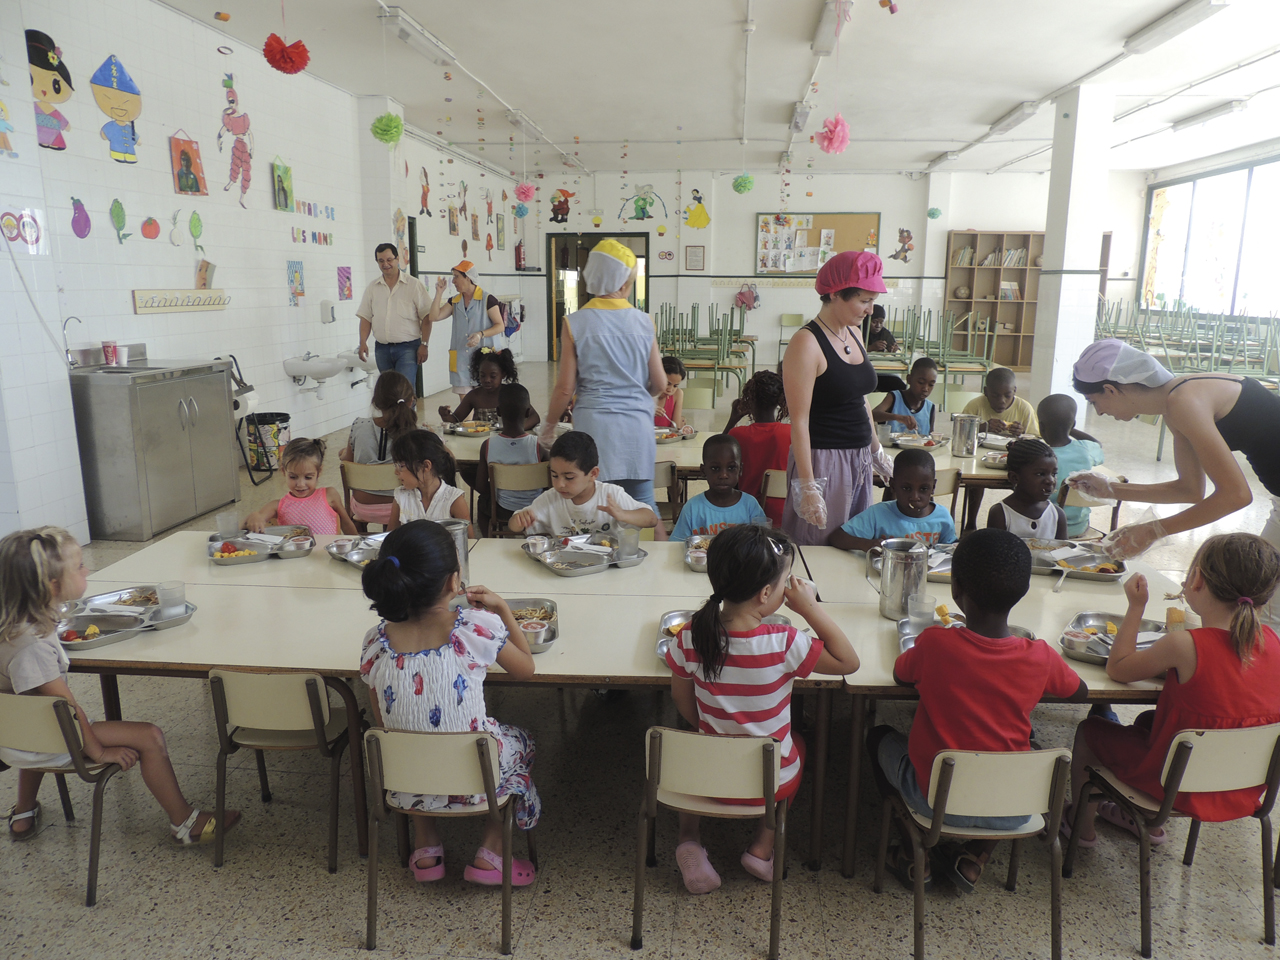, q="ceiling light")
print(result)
[378,5,456,67]
[1124,0,1229,55]
[791,101,815,133]
[505,110,545,142]
[925,151,959,173]
[988,102,1039,136]
[1171,99,1247,132]
[811,1,840,56]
